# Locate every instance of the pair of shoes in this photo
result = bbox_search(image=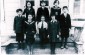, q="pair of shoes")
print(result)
[65,45,68,49]
[29,51,32,55]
